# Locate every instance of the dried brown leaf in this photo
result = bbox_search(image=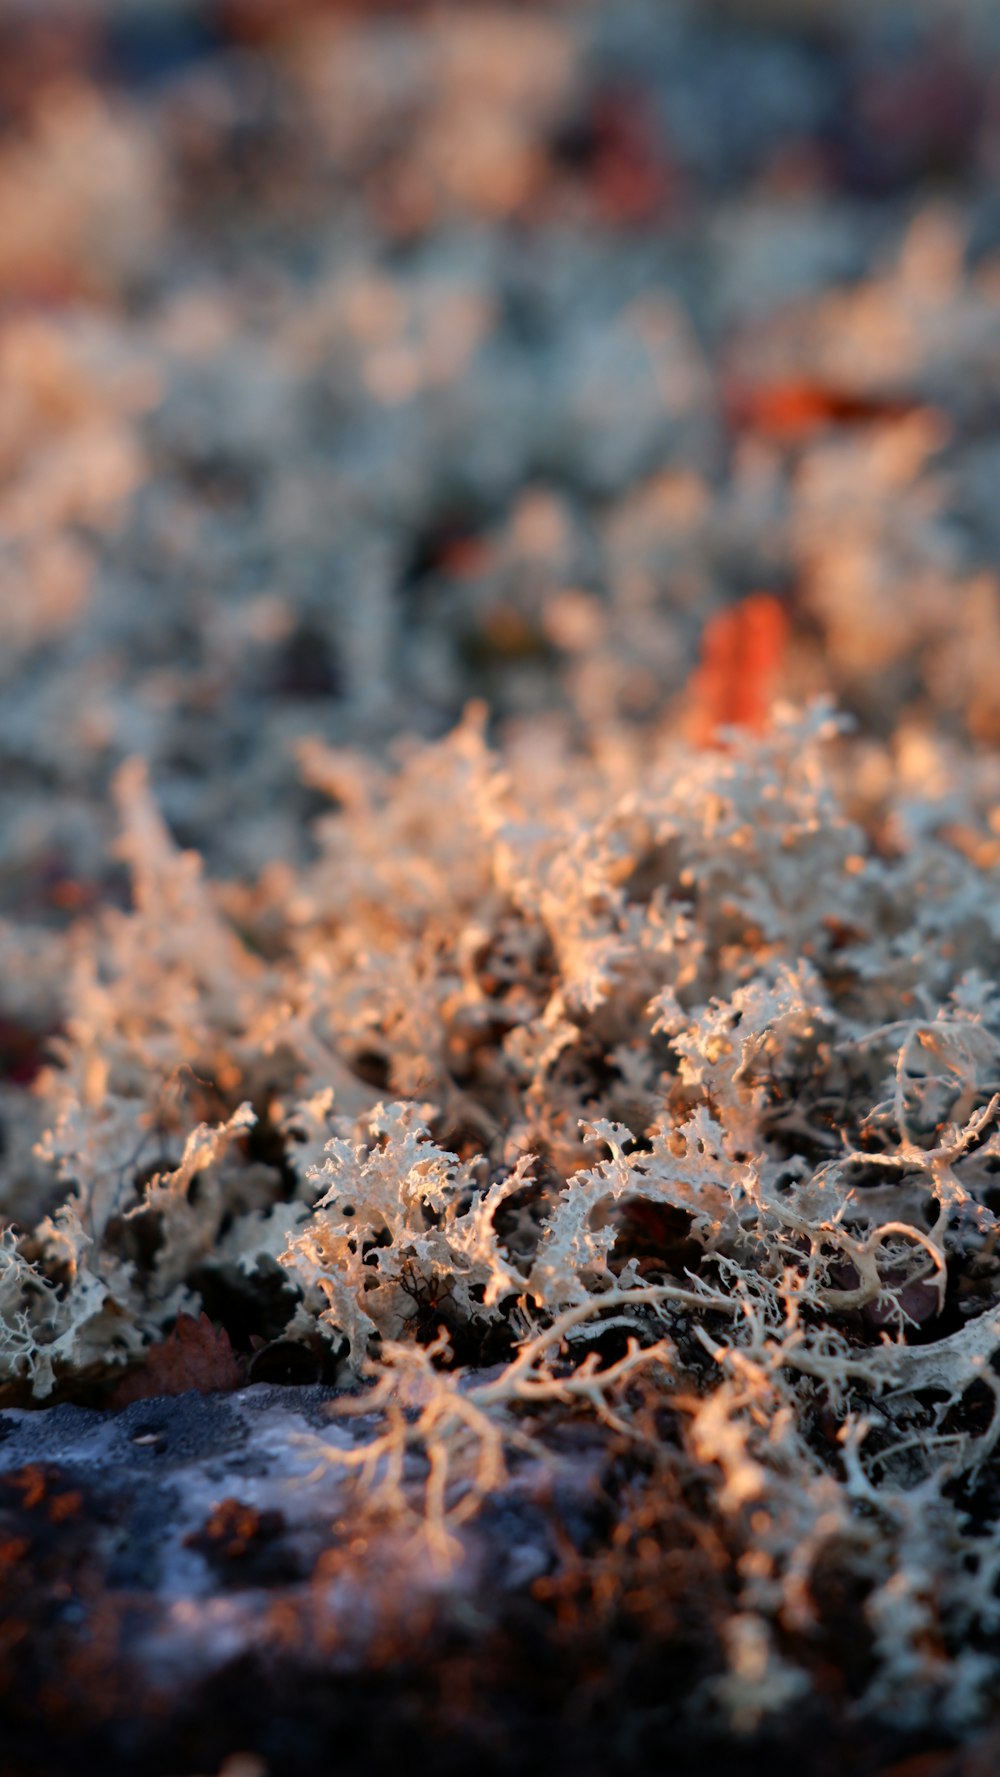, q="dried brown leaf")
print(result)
[111,1313,244,1406]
